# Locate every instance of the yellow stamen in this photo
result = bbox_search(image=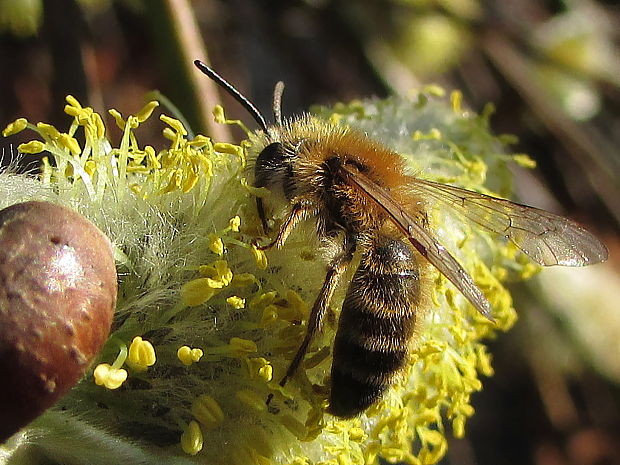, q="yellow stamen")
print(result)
[226,296,246,309]
[178,346,204,366]
[180,420,203,455]
[191,394,225,429]
[126,336,156,372]
[93,363,127,390]
[2,118,28,136]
